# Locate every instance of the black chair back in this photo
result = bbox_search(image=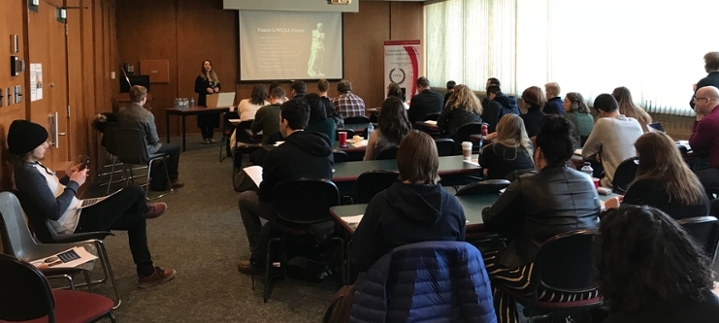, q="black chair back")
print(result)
[356,170,400,203]
[420,112,441,122]
[235,120,259,144]
[453,123,484,152]
[455,179,511,196]
[102,122,120,155]
[0,254,55,322]
[336,129,355,141]
[375,146,399,160]
[677,216,719,261]
[532,230,598,293]
[333,151,349,163]
[344,116,371,124]
[272,178,339,225]
[434,138,455,156]
[113,127,152,165]
[612,157,639,194]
